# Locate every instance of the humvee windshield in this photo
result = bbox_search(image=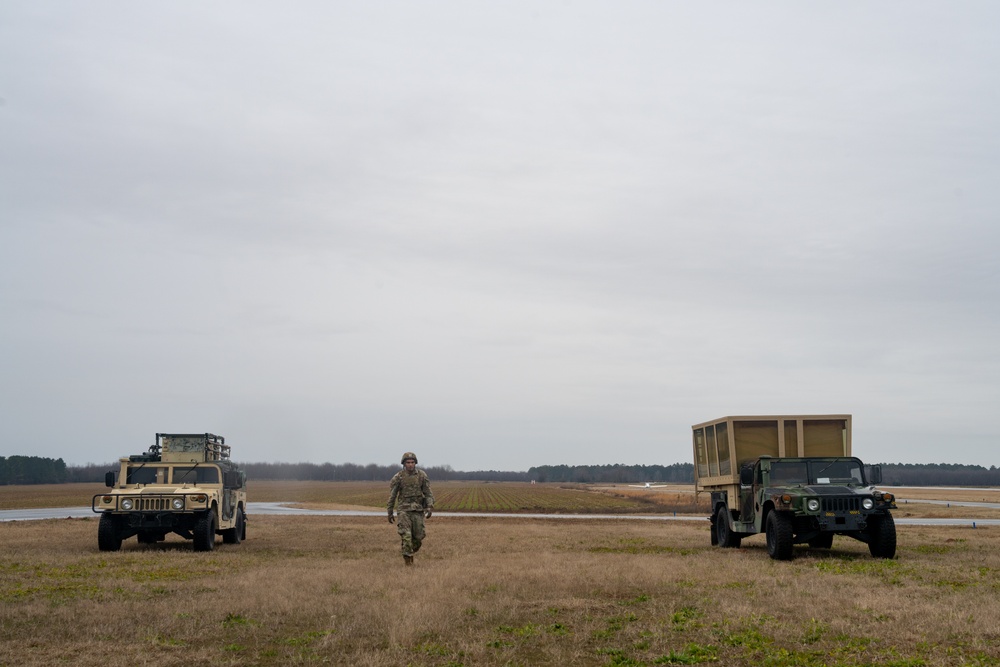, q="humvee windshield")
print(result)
[125,466,166,485]
[768,459,865,486]
[809,459,863,484]
[172,466,220,484]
